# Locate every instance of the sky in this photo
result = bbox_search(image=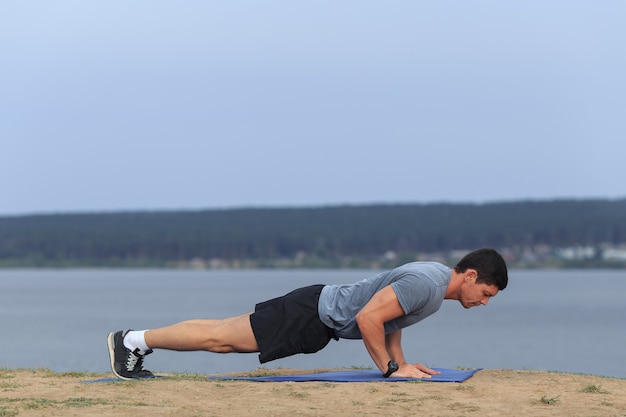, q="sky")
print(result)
[1,1,625,216]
